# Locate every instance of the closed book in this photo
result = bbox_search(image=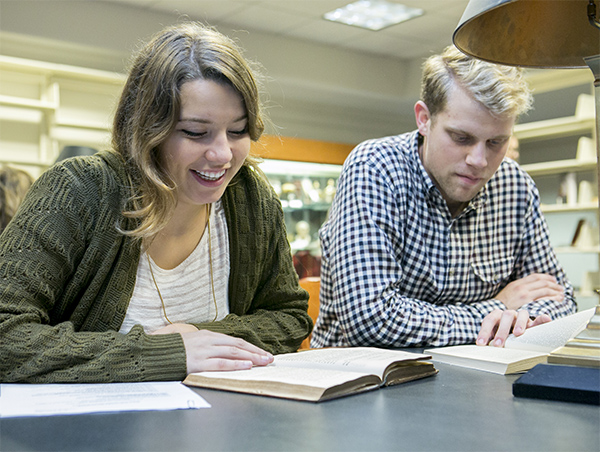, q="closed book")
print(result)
[512,363,600,405]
